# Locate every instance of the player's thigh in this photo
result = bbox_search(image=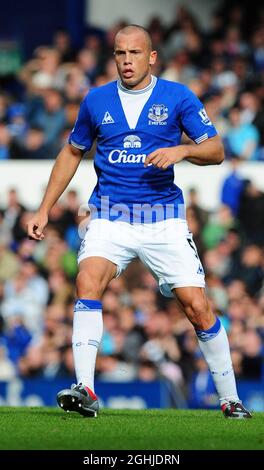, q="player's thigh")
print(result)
[139,220,205,295]
[78,256,117,291]
[78,219,137,282]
